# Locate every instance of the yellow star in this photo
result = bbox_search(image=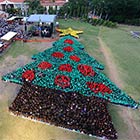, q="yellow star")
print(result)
[56,27,83,38]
